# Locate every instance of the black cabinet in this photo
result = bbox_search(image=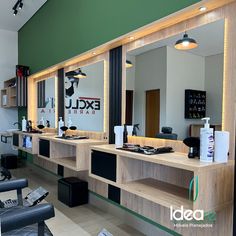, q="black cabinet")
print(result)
[91,150,116,181]
[13,133,19,147]
[108,185,120,204]
[39,139,50,158]
[185,89,206,119]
